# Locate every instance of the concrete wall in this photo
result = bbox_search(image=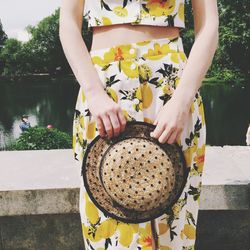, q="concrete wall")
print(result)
[0,146,249,250]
